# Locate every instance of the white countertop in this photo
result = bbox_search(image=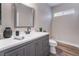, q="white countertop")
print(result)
[0,32,49,52]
